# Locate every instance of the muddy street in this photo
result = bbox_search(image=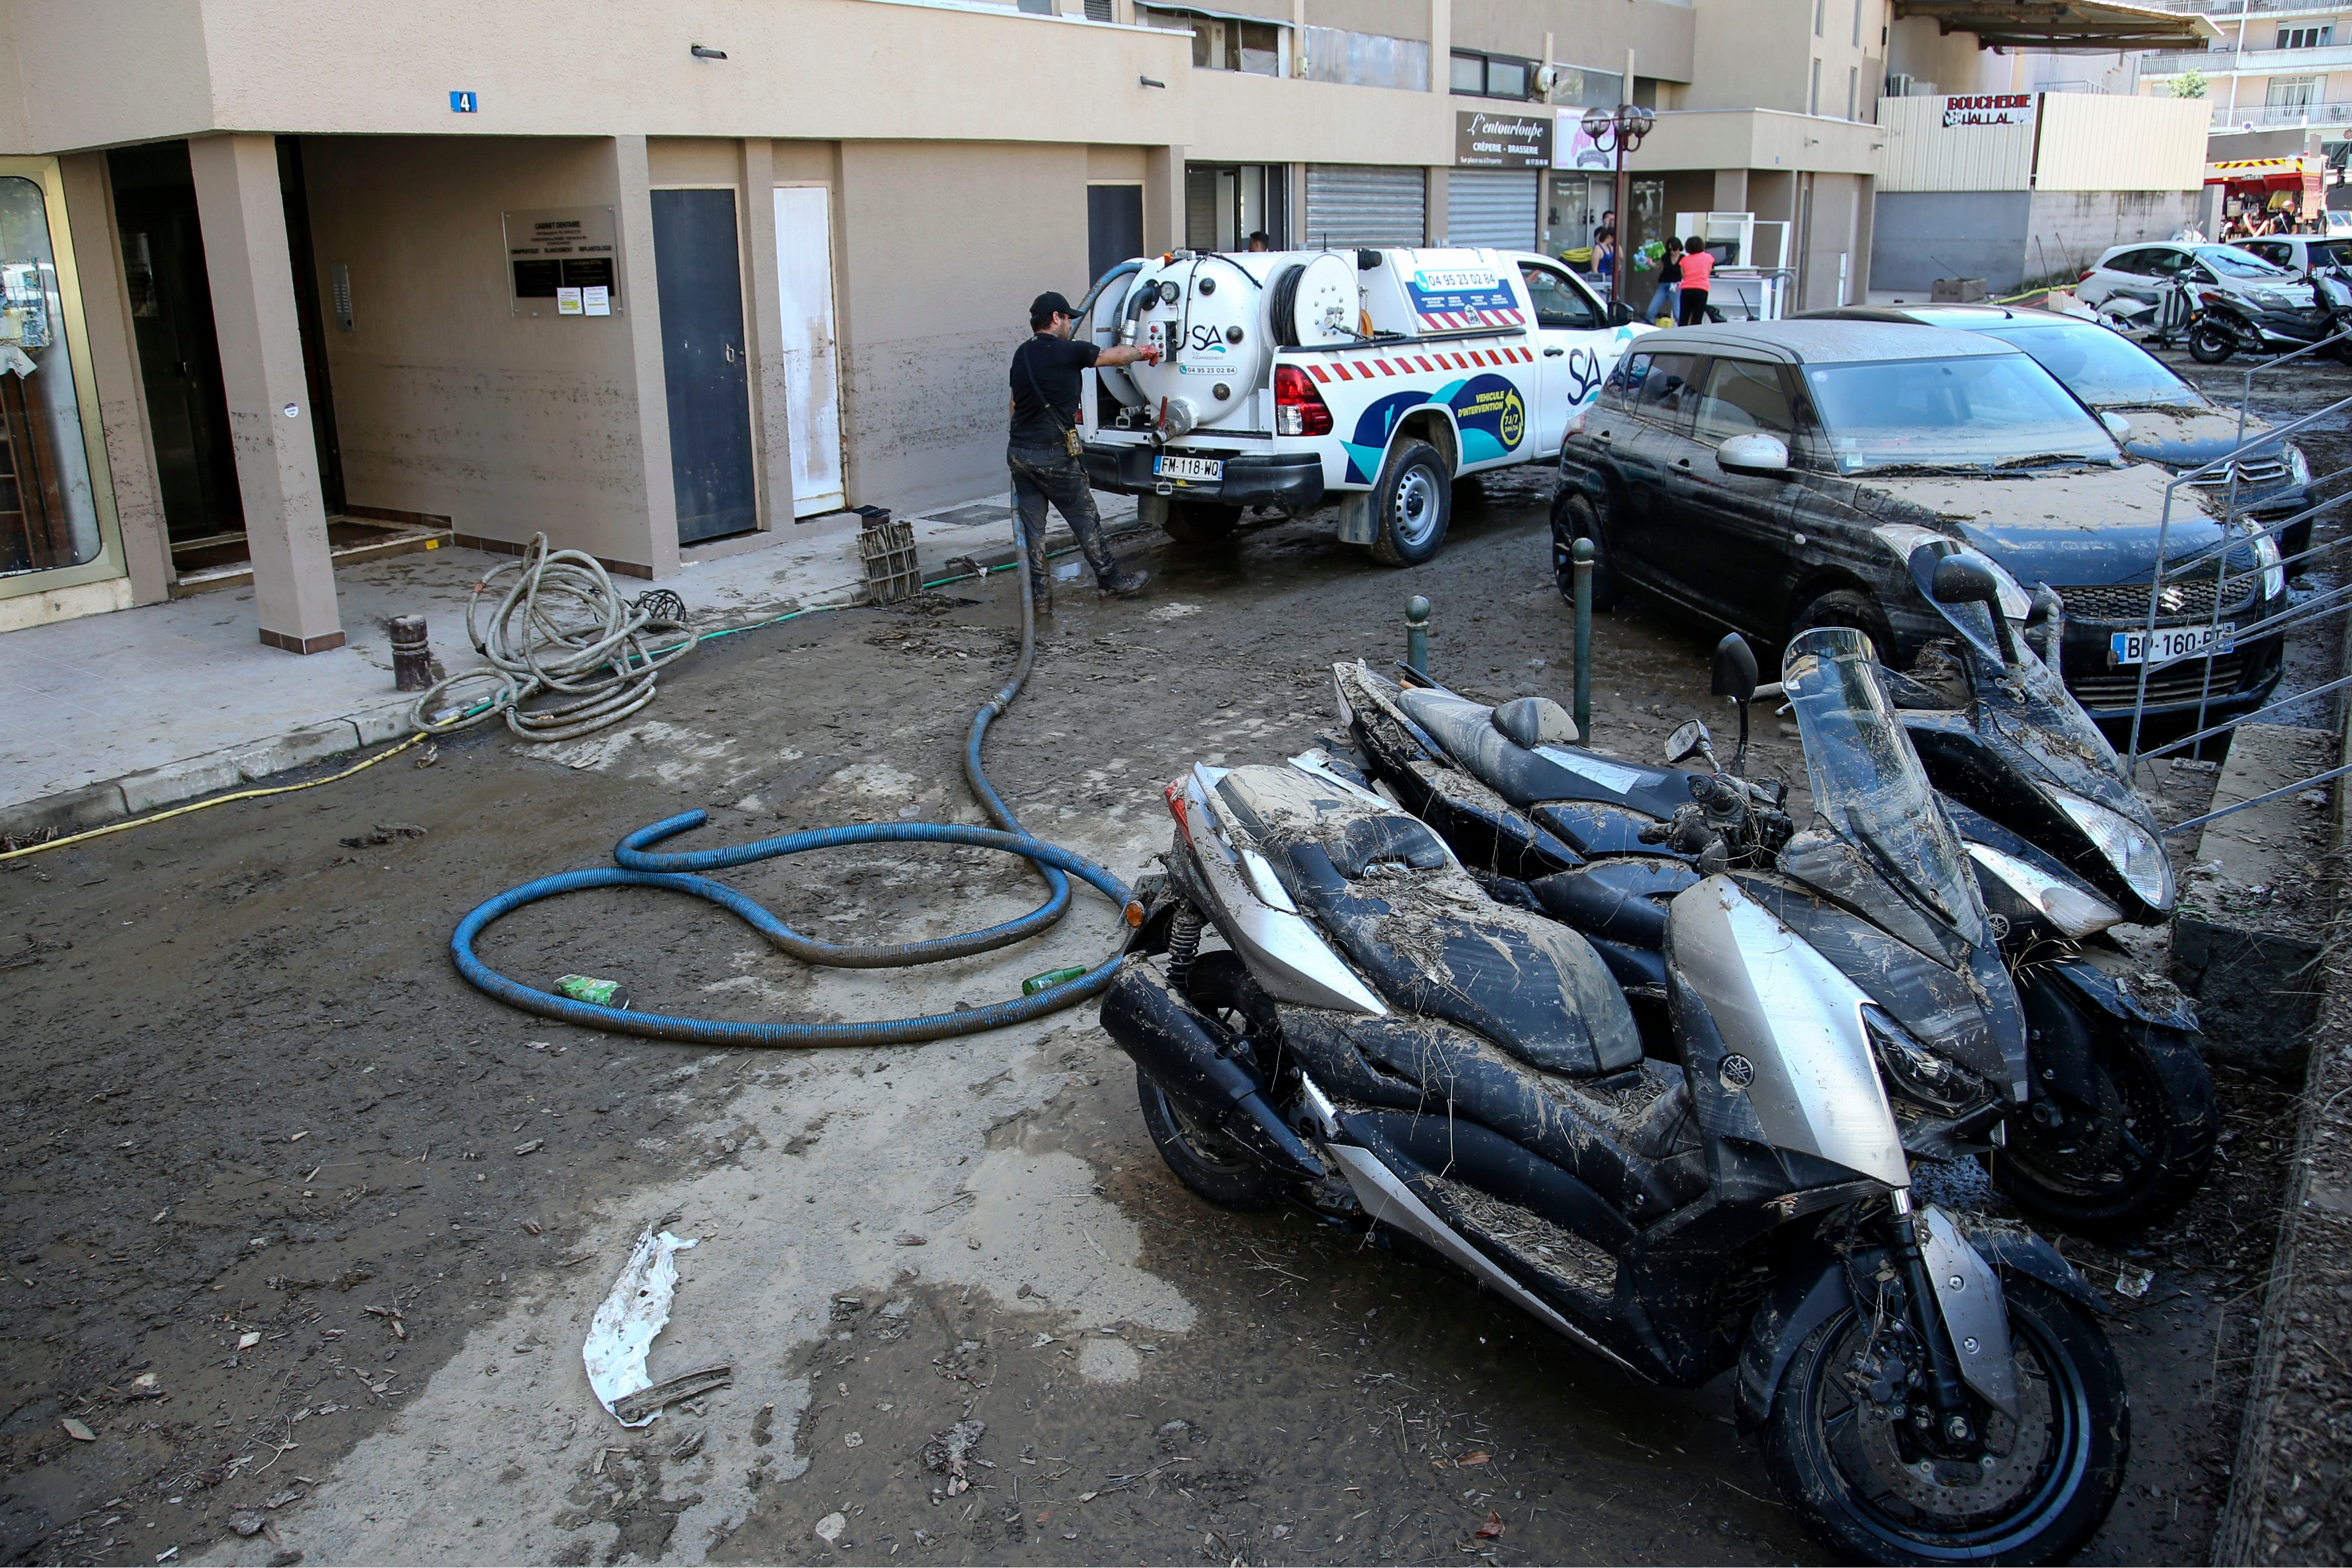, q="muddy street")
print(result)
[0,467,2300,1565]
